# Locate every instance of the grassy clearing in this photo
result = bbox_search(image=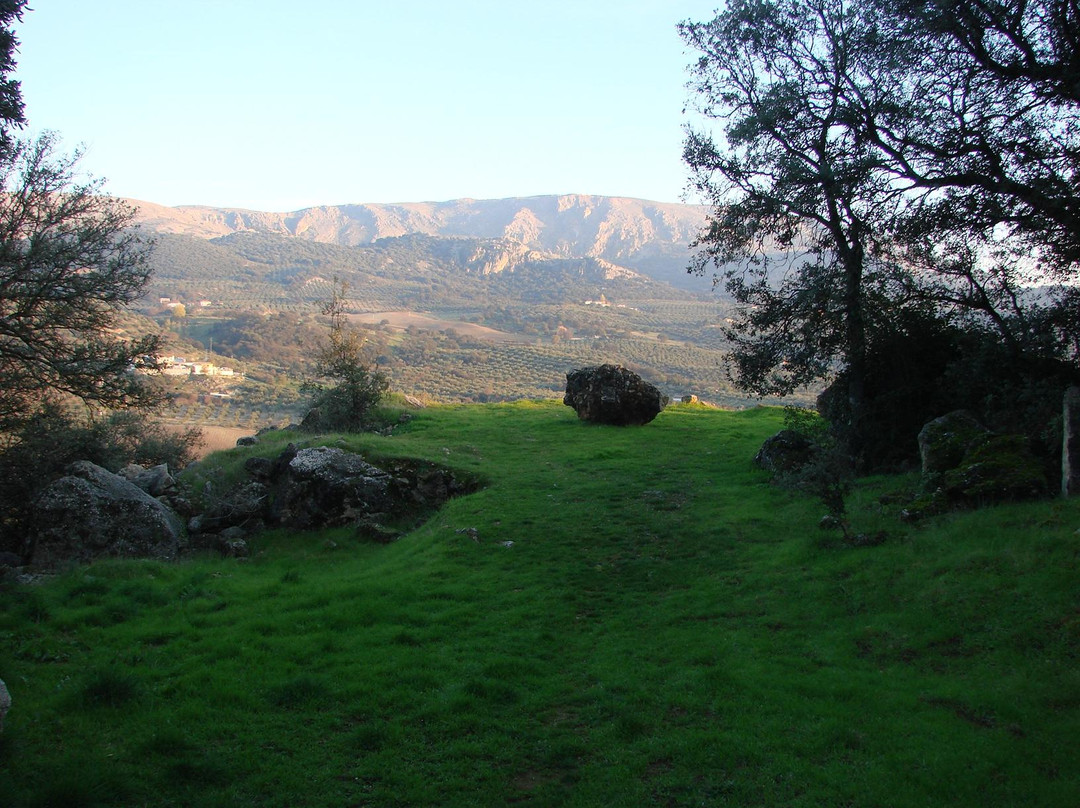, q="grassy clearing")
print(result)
[0,401,1077,806]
